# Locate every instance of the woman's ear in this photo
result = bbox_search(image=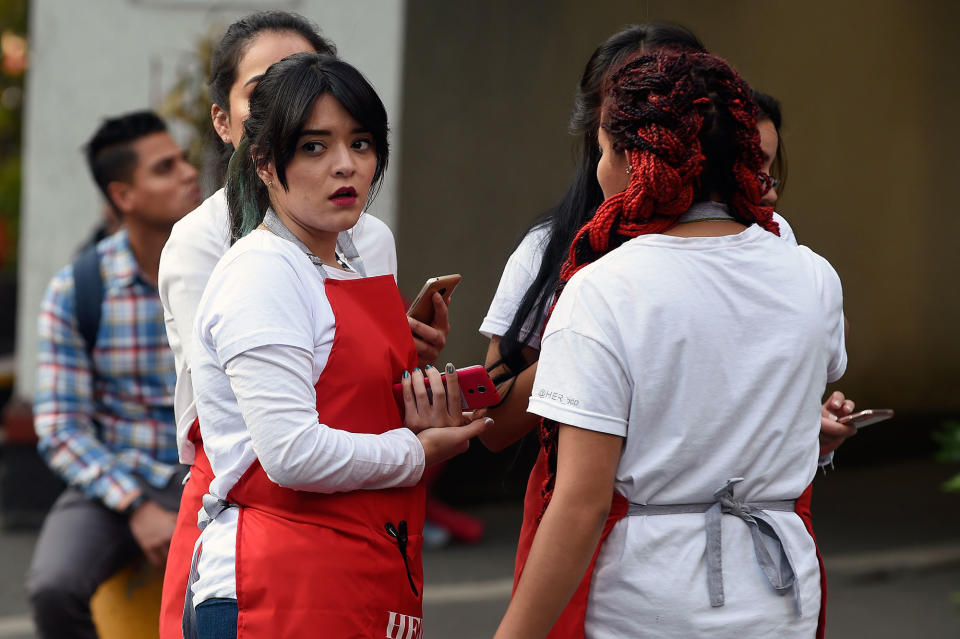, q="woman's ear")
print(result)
[256,159,276,189]
[211,104,232,145]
